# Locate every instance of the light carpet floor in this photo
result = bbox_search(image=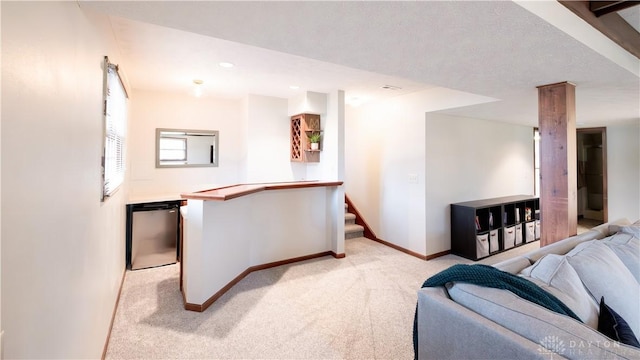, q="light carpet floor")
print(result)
[106,237,539,359]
